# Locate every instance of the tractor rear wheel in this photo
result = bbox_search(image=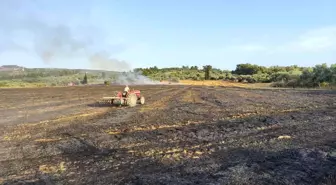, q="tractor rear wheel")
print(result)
[127,93,137,107]
[139,96,145,104]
